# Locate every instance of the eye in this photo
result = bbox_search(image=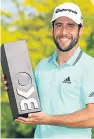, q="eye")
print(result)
[55,24,62,28]
[68,24,75,28]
